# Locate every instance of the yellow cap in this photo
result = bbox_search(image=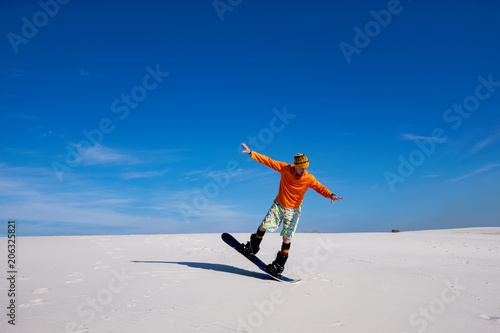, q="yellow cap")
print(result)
[294,153,309,169]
